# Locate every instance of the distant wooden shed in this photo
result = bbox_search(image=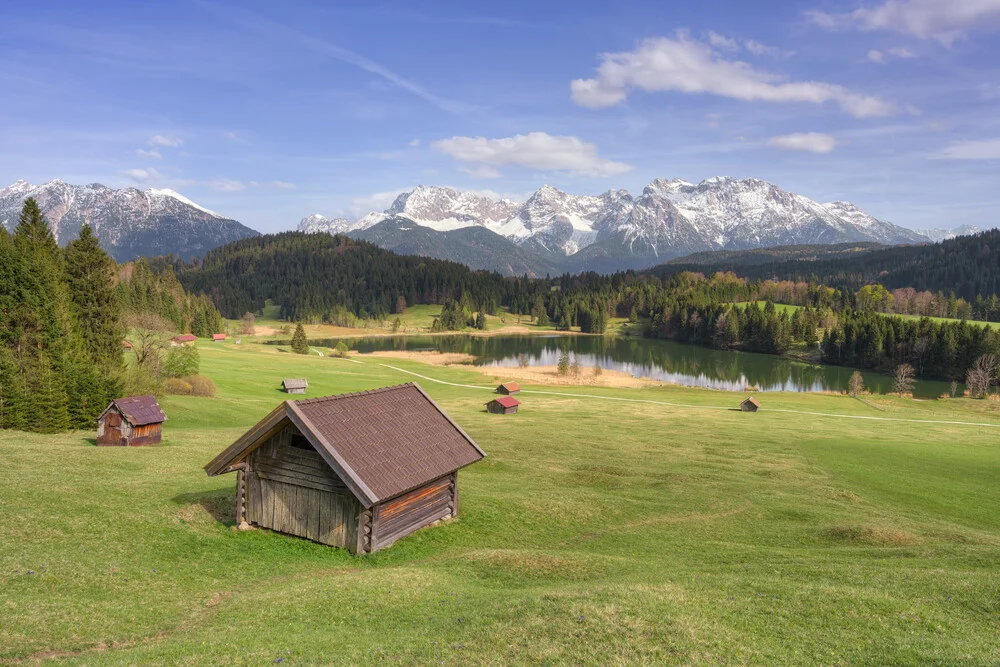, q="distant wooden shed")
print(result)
[282,378,308,394]
[496,381,521,395]
[740,396,760,412]
[173,334,197,345]
[486,396,520,414]
[204,383,485,554]
[212,333,227,342]
[97,395,167,446]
